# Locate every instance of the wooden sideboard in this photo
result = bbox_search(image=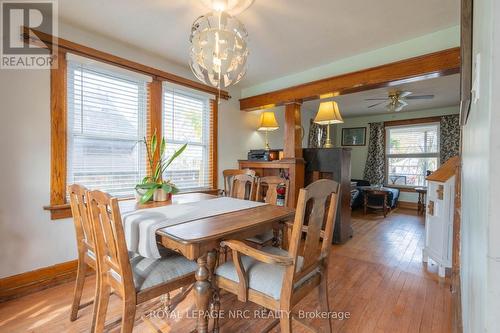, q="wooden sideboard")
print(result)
[238,158,304,209]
